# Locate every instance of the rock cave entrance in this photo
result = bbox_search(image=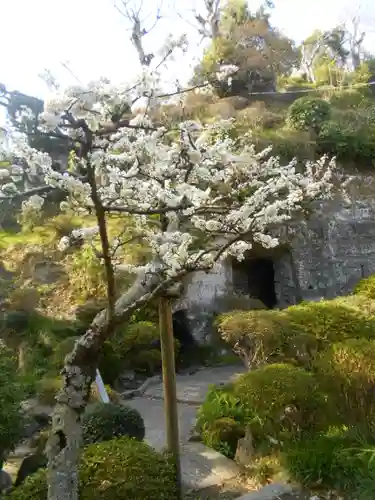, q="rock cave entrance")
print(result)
[172,309,196,351]
[232,257,278,309]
